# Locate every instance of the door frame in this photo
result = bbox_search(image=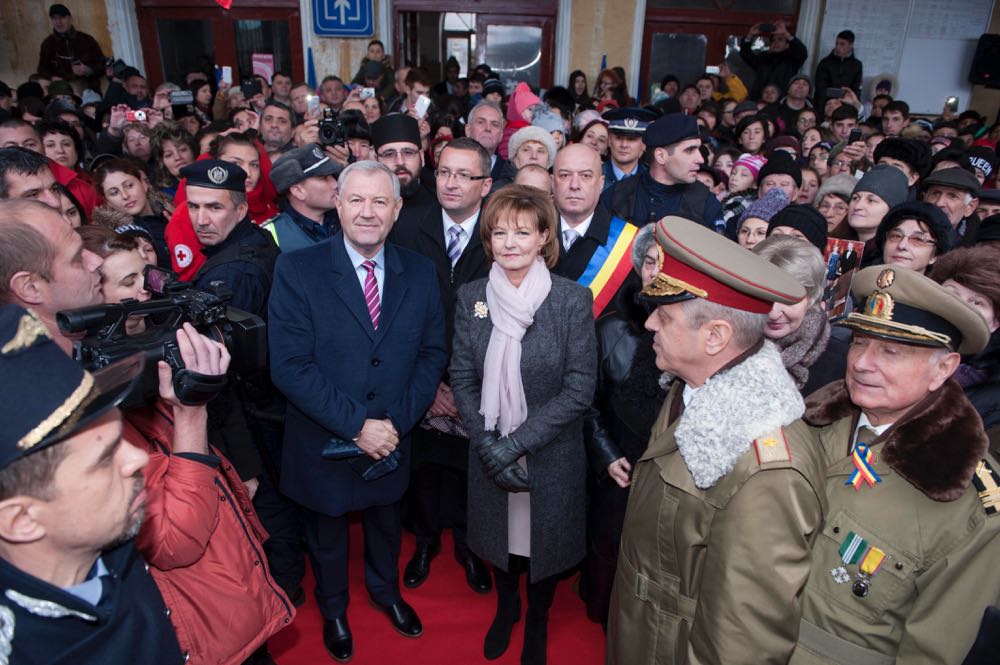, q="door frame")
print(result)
[136,0,304,88]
